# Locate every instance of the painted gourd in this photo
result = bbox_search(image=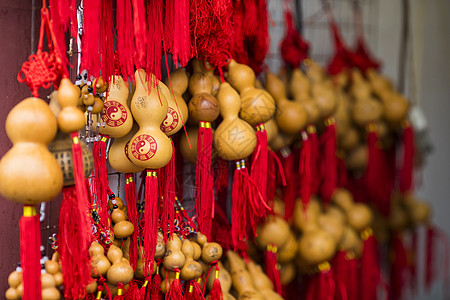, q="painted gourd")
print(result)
[99,75,133,138]
[128,69,172,169]
[108,123,144,173]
